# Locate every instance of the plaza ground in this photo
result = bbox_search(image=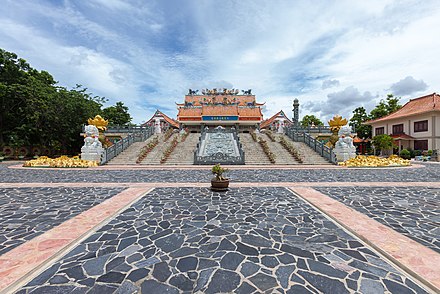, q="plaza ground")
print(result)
[0,162,438,293]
